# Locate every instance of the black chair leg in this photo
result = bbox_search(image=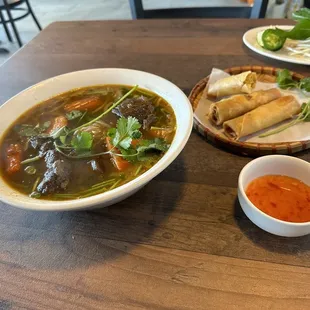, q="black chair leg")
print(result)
[25,0,42,30]
[0,9,12,42]
[3,0,22,47]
